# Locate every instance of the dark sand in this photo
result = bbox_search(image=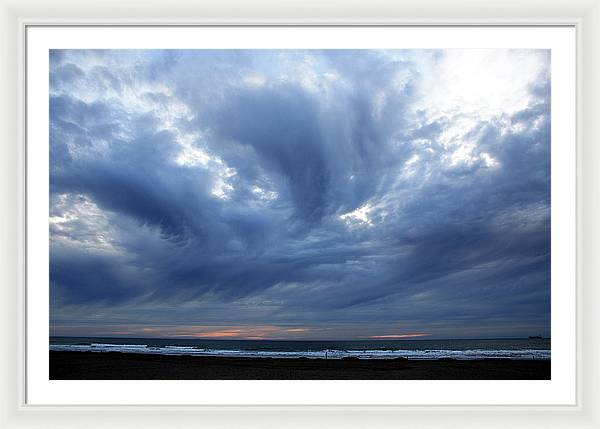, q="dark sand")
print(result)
[50,351,550,380]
